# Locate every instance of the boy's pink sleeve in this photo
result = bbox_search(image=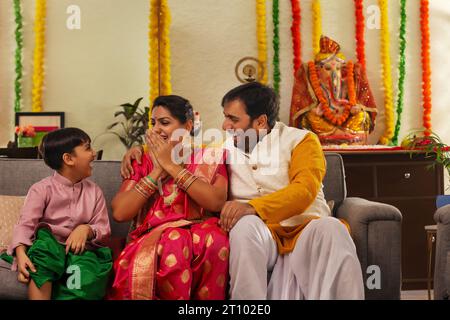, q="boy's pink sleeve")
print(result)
[7,184,46,255]
[88,186,112,248]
